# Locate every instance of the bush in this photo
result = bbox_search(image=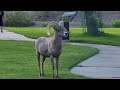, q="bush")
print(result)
[4,11,35,27]
[41,11,50,21]
[41,22,48,27]
[96,18,106,28]
[112,20,120,28]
